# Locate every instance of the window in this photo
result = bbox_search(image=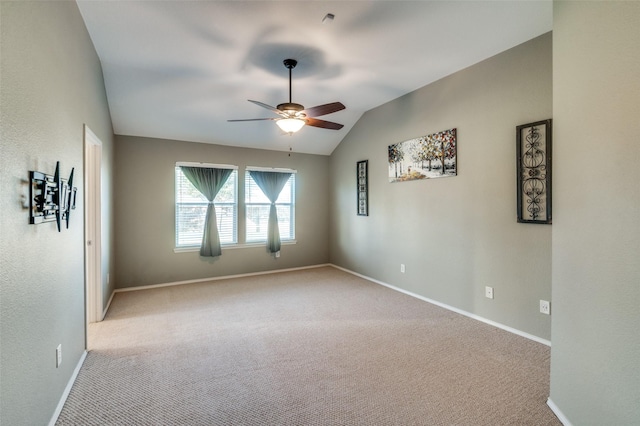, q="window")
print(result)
[245,170,295,242]
[175,165,237,247]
